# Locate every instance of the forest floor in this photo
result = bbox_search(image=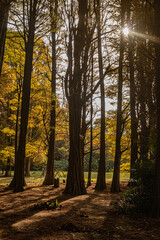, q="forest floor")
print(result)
[0,182,160,240]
